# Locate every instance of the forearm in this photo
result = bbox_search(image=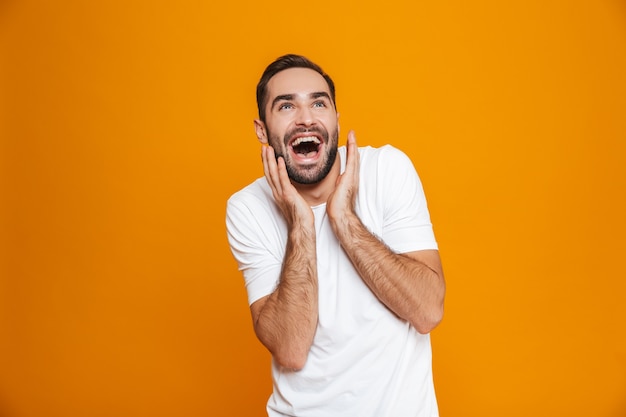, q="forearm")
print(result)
[253,226,318,370]
[332,212,445,333]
